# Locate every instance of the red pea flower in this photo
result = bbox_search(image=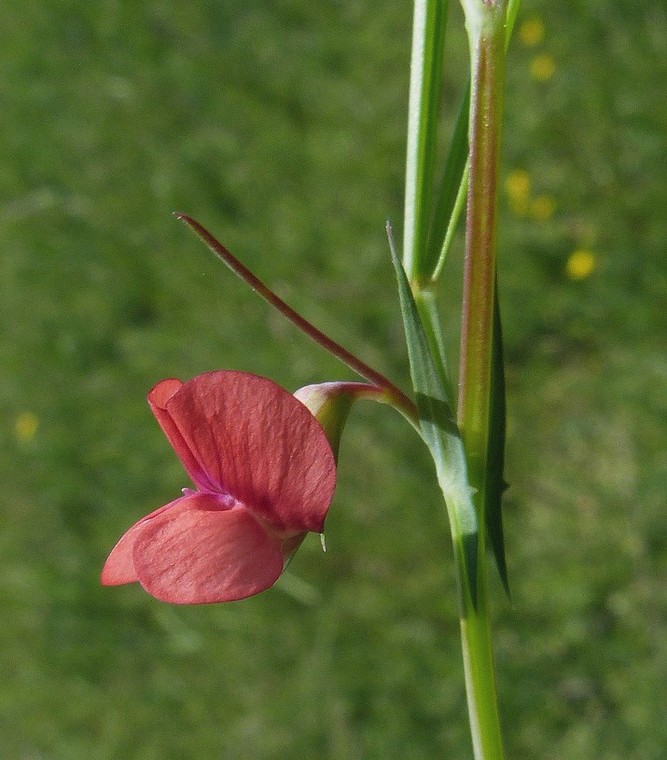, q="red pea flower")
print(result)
[101,370,336,604]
